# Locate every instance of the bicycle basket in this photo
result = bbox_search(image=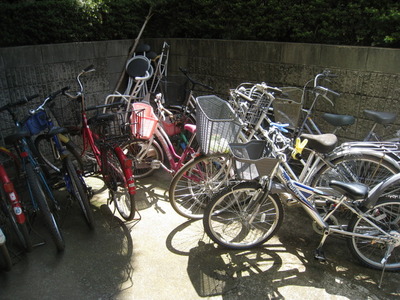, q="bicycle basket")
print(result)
[272,87,302,129]
[48,95,81,129]
[160,75,188,105]
[196,95,242,155]
[130,102,158,140]
[229,140,279,180]
[24,110,48,135]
